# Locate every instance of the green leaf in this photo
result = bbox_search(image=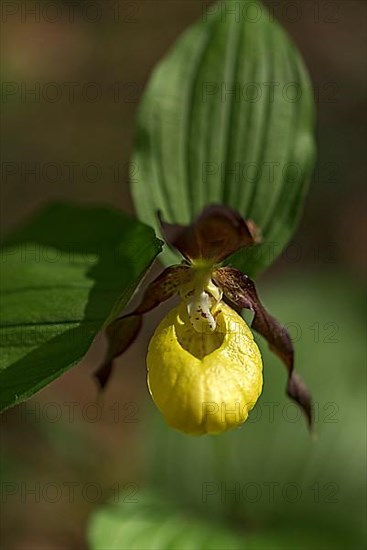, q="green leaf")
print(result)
[88,492,245,550]
[0,203,162,412]
[88,491,352,550]
[131,0,315,276]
